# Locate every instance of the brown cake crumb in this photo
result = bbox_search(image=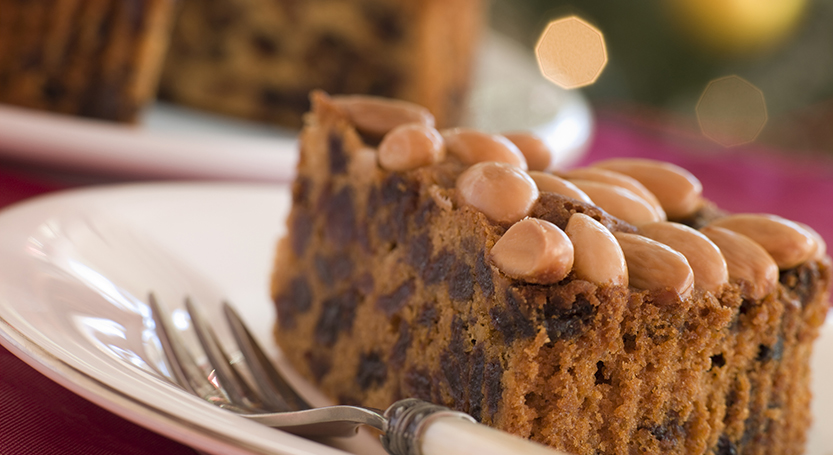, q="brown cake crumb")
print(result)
[160,0,485,128]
